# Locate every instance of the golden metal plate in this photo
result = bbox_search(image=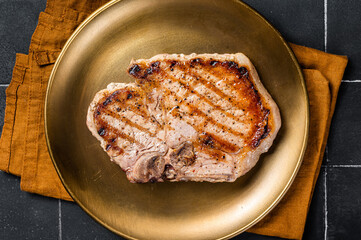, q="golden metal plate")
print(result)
[45,0,308,239]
